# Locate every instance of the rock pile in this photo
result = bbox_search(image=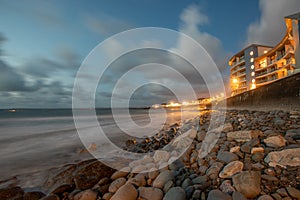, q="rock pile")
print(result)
[0,109,300,200]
